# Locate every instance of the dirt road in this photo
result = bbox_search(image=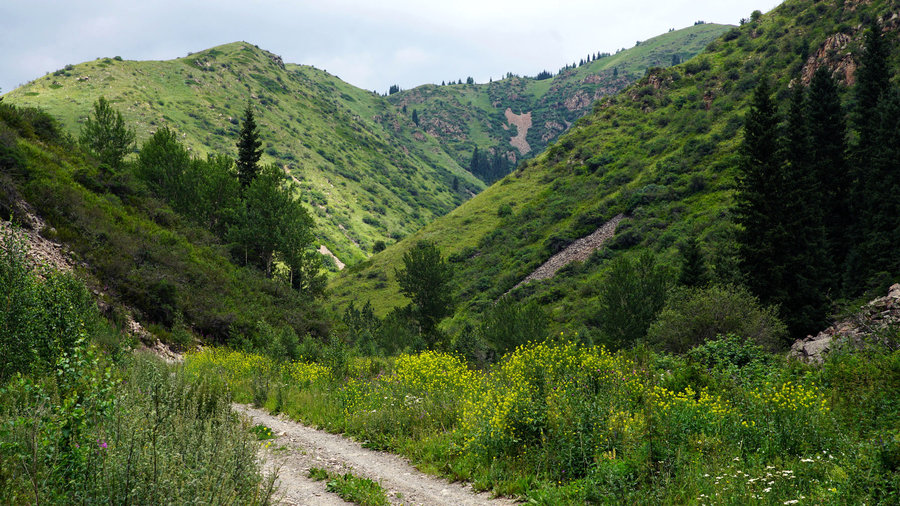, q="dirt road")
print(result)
[234,404,514,506]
